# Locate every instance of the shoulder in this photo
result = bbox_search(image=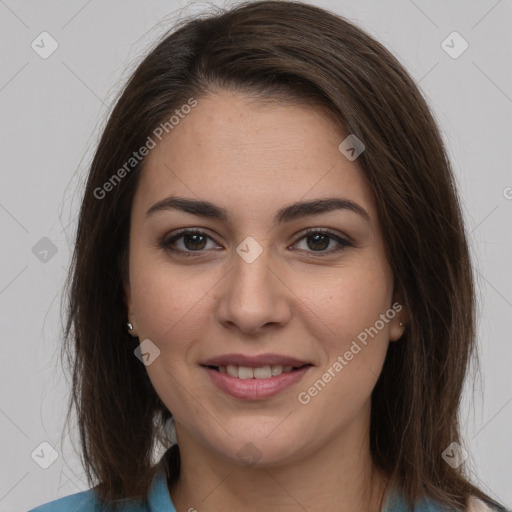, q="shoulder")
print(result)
[384,488,509,512]
[27,452,174,512]
[27,489,102,512]
[26,488,148,512]
[414,496,509,512]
